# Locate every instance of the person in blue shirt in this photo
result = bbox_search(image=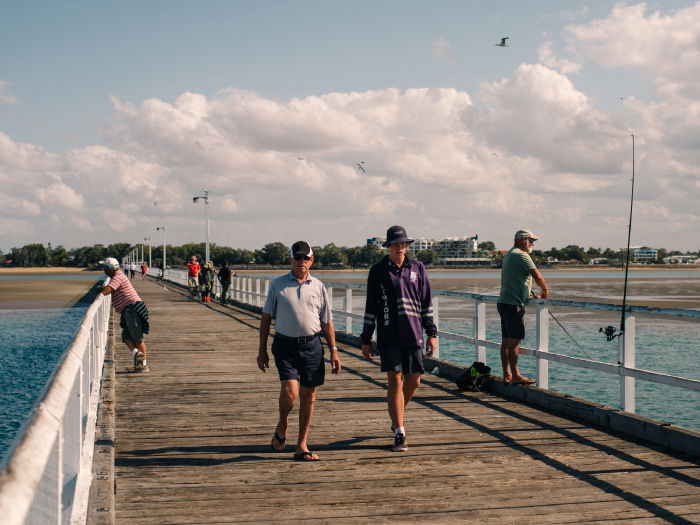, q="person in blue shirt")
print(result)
[361,225,437,452]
